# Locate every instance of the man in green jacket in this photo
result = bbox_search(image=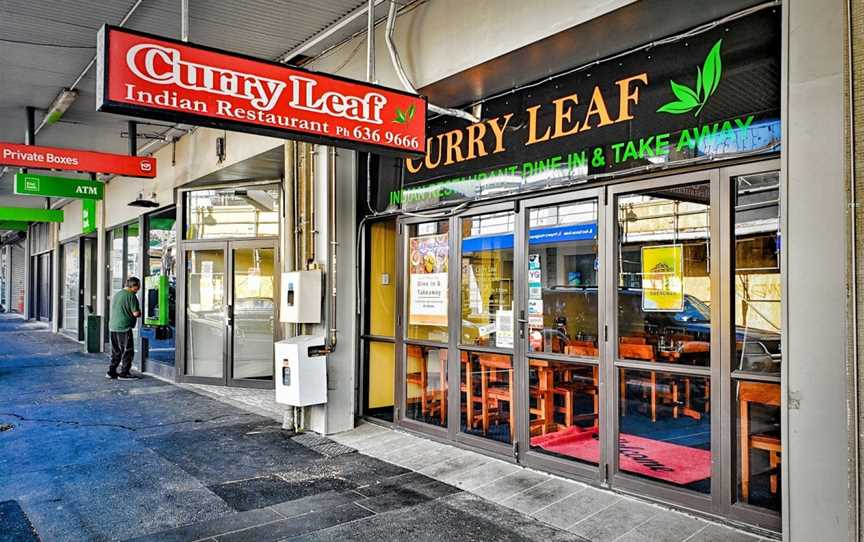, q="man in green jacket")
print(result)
[107,277,142,380]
